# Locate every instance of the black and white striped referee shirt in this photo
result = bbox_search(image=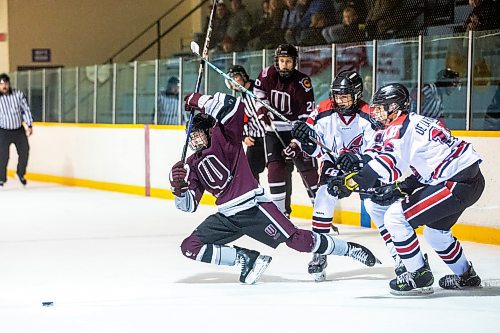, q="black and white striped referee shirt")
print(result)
[240,81,265,138]
[158,93,180,125]
[419,83,443,119]
[0,89,33,130]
